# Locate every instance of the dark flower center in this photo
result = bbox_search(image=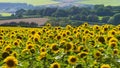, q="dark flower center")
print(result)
[6,60,15,67]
